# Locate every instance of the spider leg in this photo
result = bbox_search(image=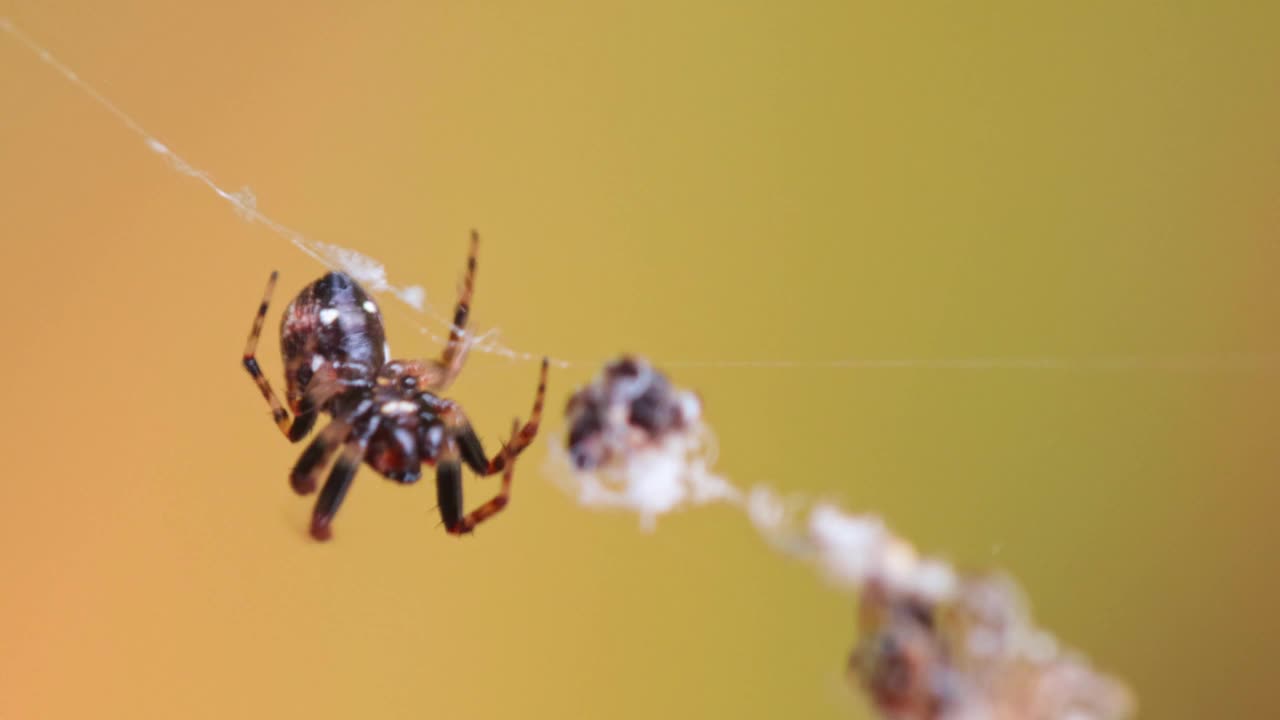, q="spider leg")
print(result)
[242,271,318,442]
[310,428,374,541]
[444,419,522,535]
[289,418,351,495]
[418,230,480,392]
[446,357,548,476]
[286,364,345,442]
[287,396,319,442]
[435,440,466,532]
